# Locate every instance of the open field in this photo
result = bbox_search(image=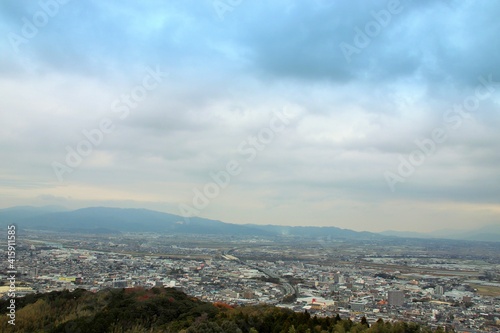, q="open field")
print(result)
[358,261,481,278]
[469,284,500,297]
